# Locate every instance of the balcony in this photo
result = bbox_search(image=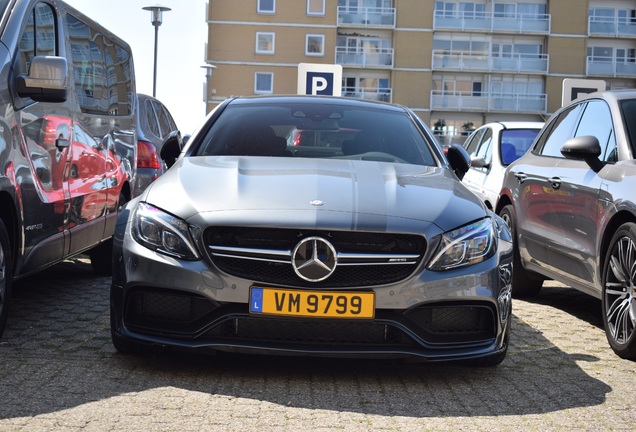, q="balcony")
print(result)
[337,6,396,28]
[343,87,392,103]
[433,10,550,34]
[432,50,548,74]
[430,90,547,113]
[336,46,394,68]
[587,56,636,77]
[589,16,636,38]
